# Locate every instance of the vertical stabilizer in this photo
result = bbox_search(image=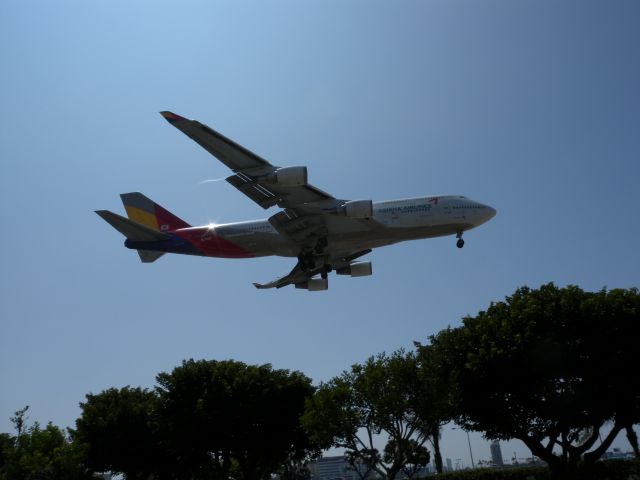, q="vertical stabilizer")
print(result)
[120,192,190,232]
